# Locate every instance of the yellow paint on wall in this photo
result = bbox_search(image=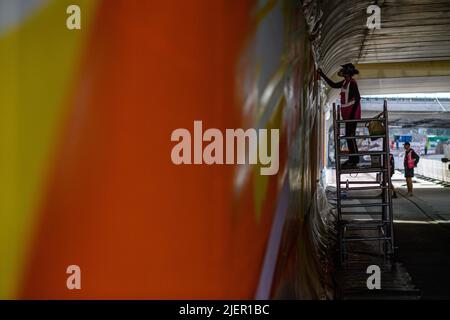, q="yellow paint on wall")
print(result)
[0,0,99,299]
[254,0,279,25]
